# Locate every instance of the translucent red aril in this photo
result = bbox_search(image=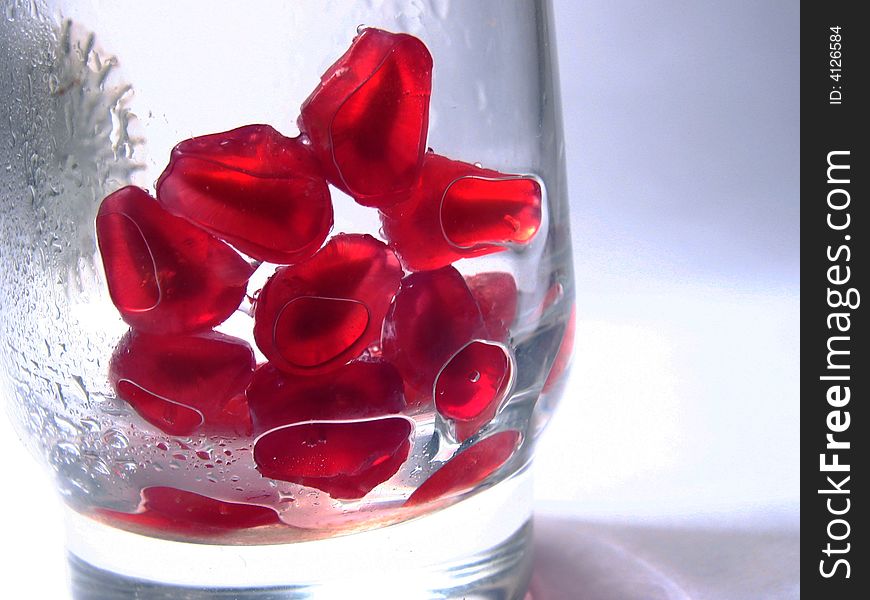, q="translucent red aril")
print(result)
[405,430,521,507]
[96,186,254,334]
[253,234,401,374]
[442,177,541,248]
[299,28,432,207]
[155,125,333,264]
[543,306,576,393]
[246,361,412,499]
[435,341,512,441]
[465,272,518,340]
[273,297,369,368]
[380,153,543,271]
[382,266,486,405]
[255,421,411,500]
[109,330,255,436]
[99,487,282,536]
